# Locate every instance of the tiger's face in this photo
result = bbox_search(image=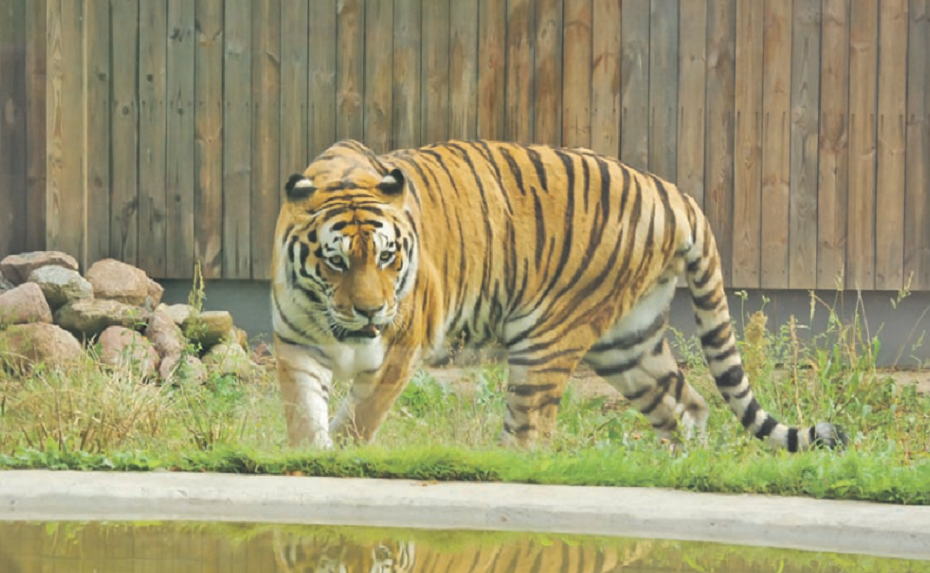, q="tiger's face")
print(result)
[278,148,416,344]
